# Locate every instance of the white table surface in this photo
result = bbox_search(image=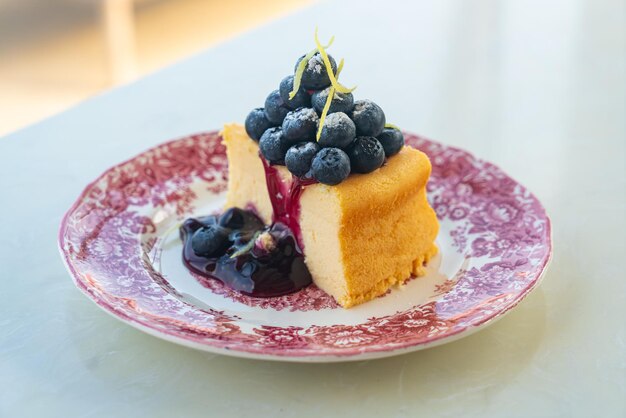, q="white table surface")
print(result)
[1,0,624,416]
